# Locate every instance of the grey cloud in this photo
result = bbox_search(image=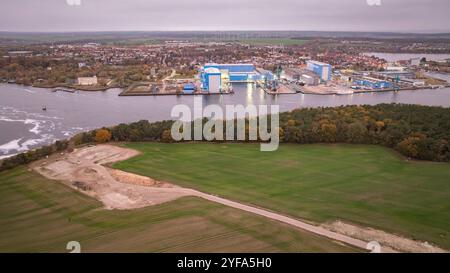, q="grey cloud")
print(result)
[0,0,449,32]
